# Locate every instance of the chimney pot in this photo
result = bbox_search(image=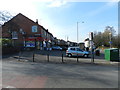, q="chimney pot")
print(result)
[36,19,38,24]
